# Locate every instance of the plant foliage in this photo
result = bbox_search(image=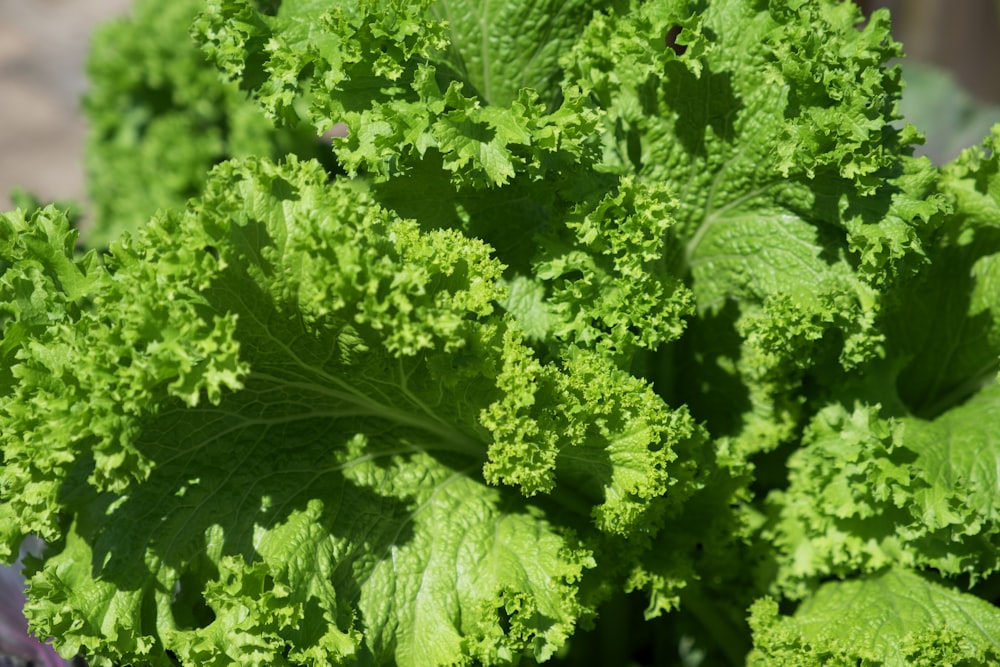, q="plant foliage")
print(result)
[3,0,1000,665]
